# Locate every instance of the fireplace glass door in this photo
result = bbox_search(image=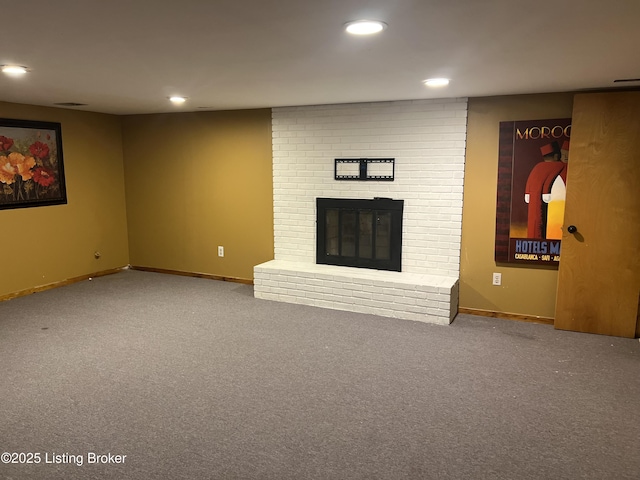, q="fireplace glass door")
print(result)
[317,198,403,271]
